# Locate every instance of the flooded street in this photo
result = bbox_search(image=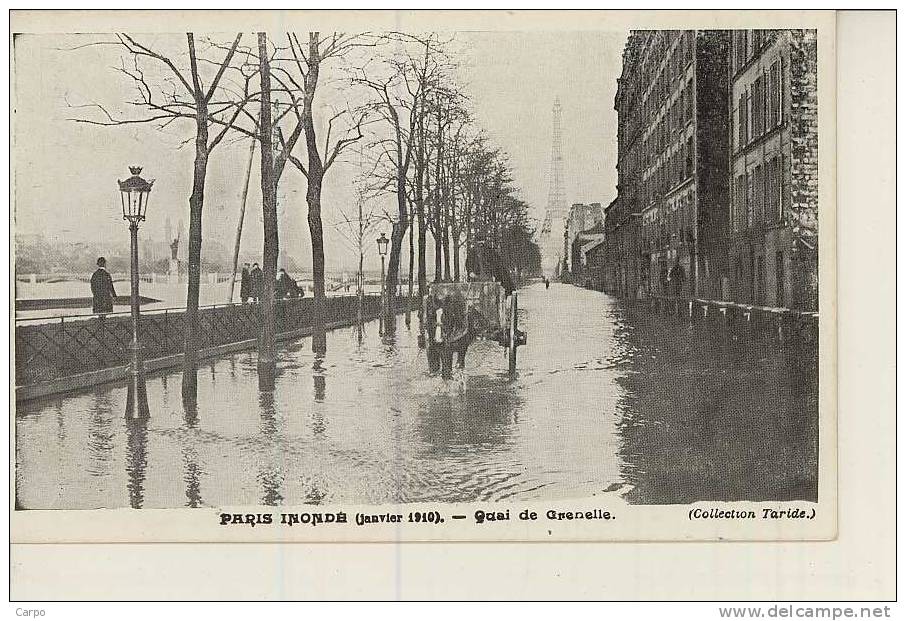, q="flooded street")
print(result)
[15,283,818,509]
